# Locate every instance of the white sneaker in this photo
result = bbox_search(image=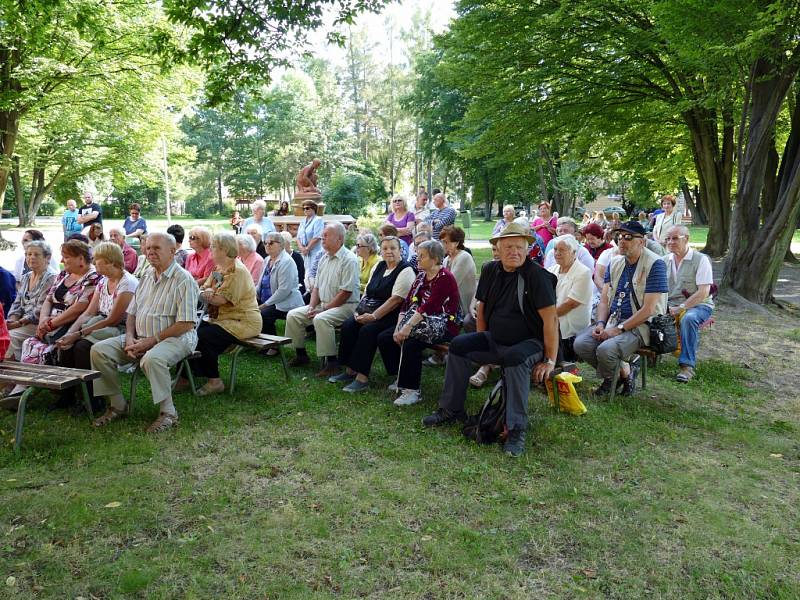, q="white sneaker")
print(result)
[394,388,422,406]
[387,381,399,393]
[424,354,445,366]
